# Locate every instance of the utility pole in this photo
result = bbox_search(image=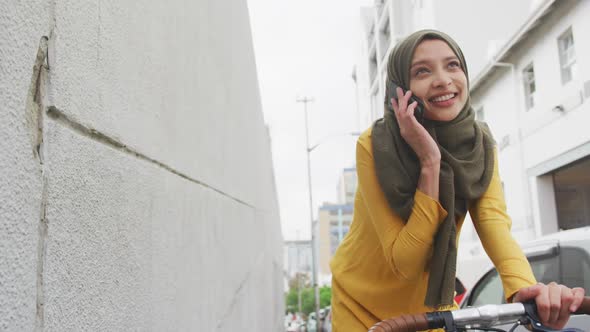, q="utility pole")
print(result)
[296,96,321,331]
[297,272,302,318]
[296,231,303,318]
